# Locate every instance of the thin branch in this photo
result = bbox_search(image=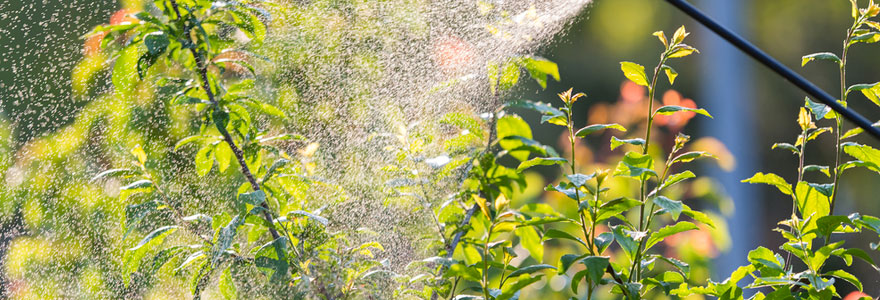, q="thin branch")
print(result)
[167,0,280,241]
